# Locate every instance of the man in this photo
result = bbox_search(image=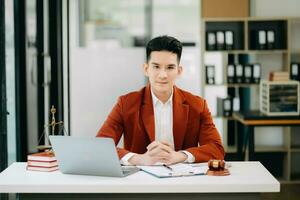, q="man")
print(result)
[97,35,224,166]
